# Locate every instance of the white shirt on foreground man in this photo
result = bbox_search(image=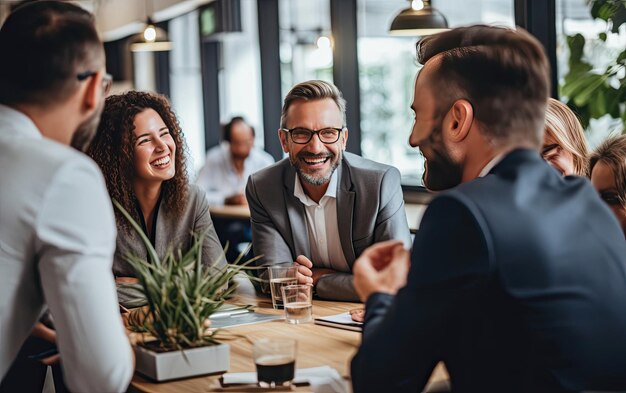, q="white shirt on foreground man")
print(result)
[0,105,133,392]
